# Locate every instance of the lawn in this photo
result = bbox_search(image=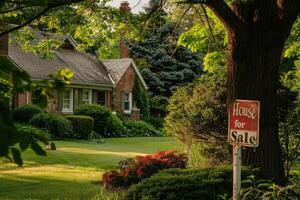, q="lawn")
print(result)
[0,137,183,200]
